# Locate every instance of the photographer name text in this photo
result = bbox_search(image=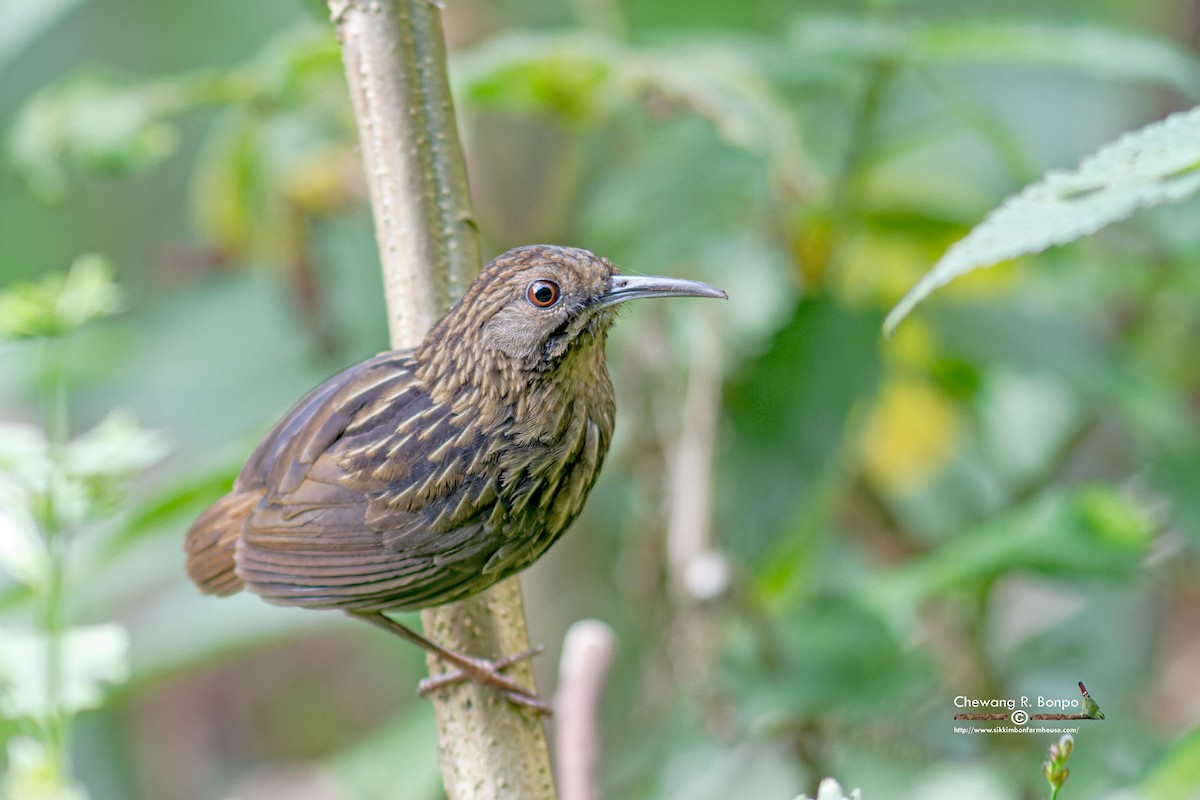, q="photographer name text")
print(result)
[954,696,1079,711]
